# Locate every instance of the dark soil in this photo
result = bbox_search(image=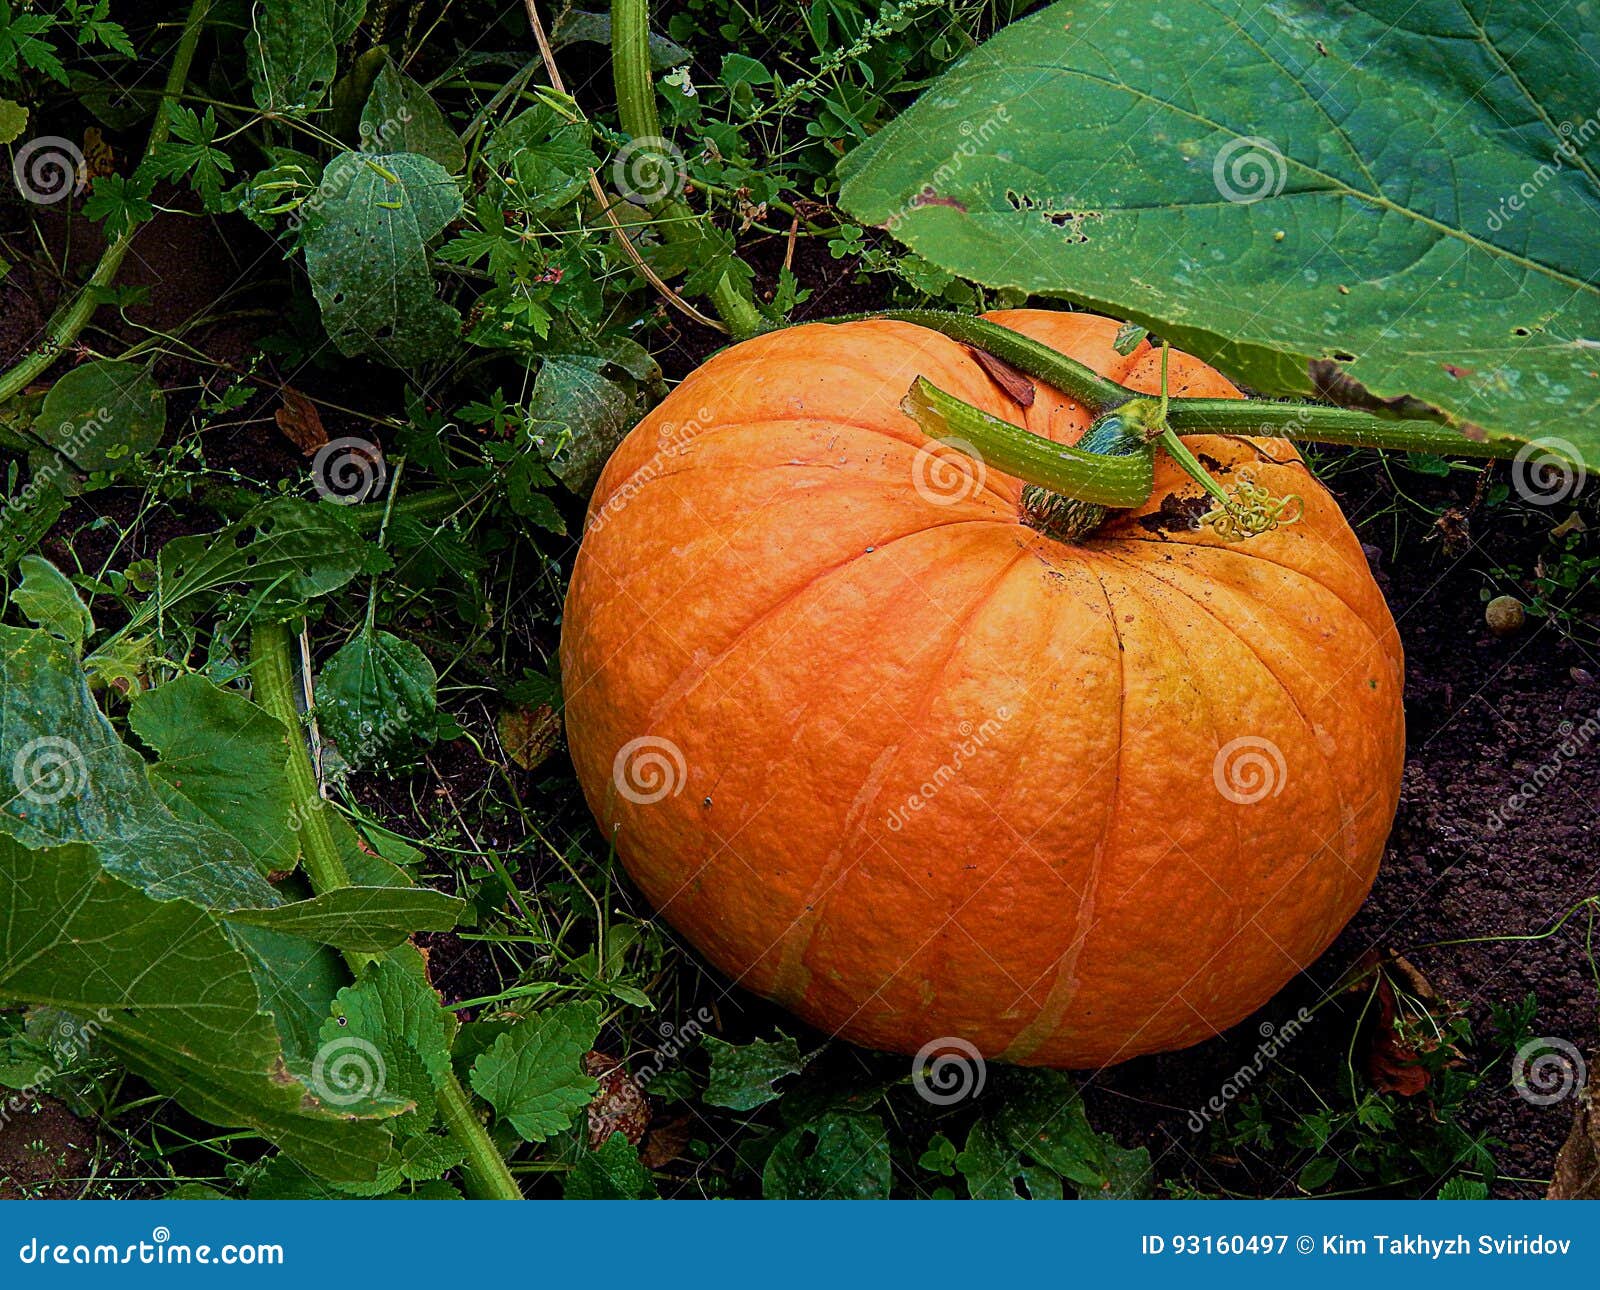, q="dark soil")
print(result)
[0,1096,94,1199]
